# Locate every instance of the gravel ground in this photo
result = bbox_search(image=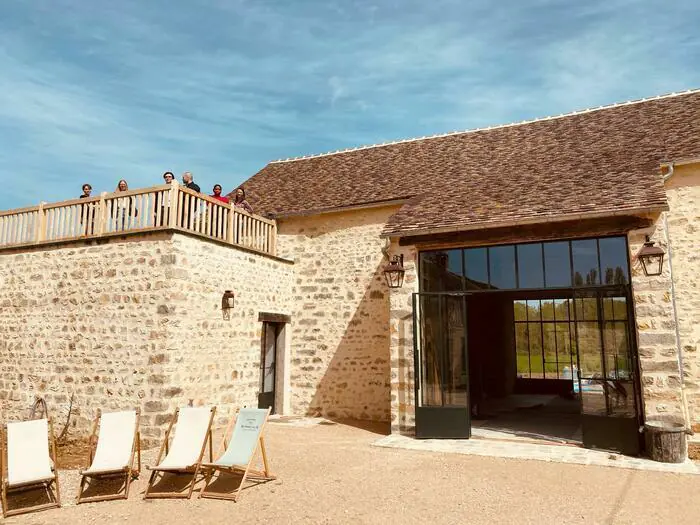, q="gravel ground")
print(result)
[4,419,700,525]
